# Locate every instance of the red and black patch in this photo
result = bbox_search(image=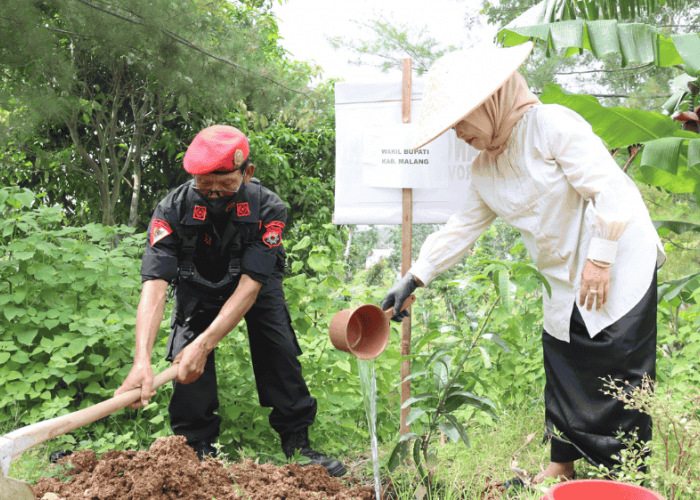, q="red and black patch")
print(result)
[193,205,207,221]
[150,219,173,246]
[262,221,285,248]
[204,233,212,245]
[237,202,251,217]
